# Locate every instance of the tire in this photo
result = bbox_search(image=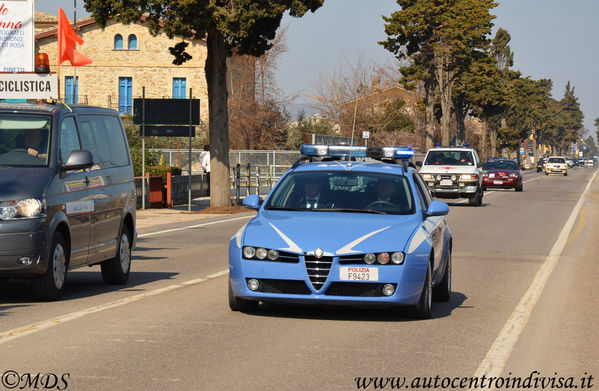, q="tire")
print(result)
[468,187,483,206]
[564,172,567,176]
[101,227,131,285]
[515,183,523,192]
[32,232,68,300]
[228,279,259,312]
[433,250,451,302]
[545,171,548,176]
[413,262,432,319]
